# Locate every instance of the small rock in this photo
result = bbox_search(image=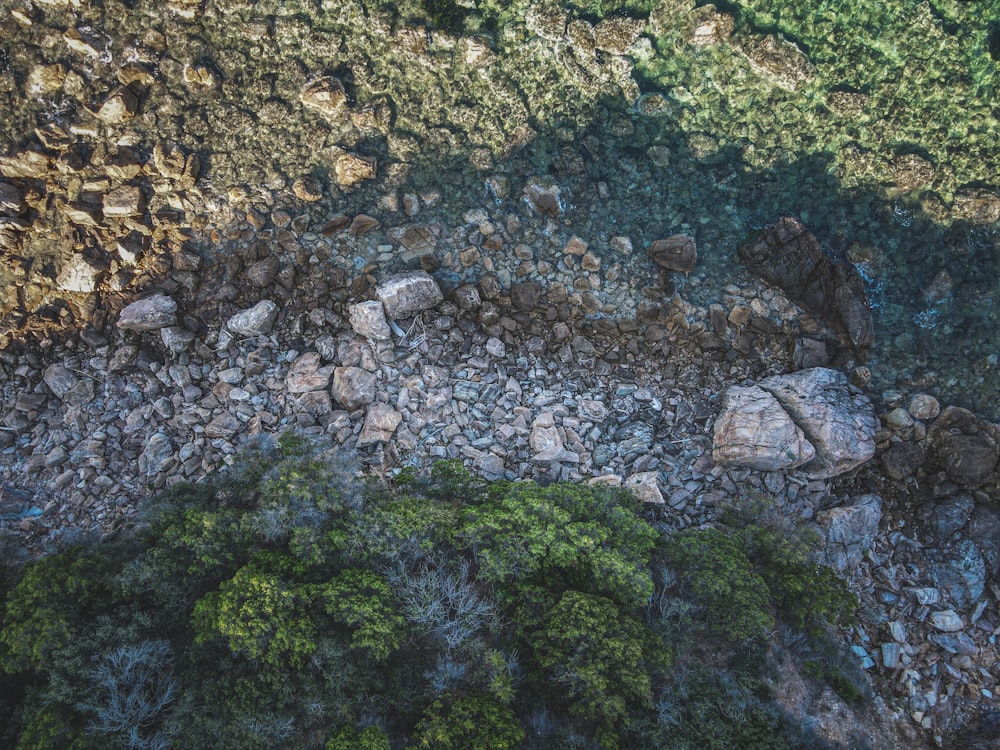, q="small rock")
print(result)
[300,76,348,119]
[624,471,664,503]
[885,407,913,430]
[880,441,925,481]
[227,300,279,336]
[334,152,376,188]
[286,352,334,393]
[0,182,25,216]
[357,403,402,446]
[292,176,323,202]
[530,412,564,463]
[929,609,964,632]
[103,185,144,217]
[331,366,377,410]
[927,406,1000,485]
[118,294,177,331]
[161,326,195,353]
[43,363,79,399]
[93,86,137,123]
[139,432,174,475]
[376,271,443,319]
[56,253,103,293]
[349,300,392,340]
[246,256,280,287]
[881,642,902,669]
[205,412,241,439]
[648,234,697,273]
[908,394,941,421]
[814,494,882,571]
